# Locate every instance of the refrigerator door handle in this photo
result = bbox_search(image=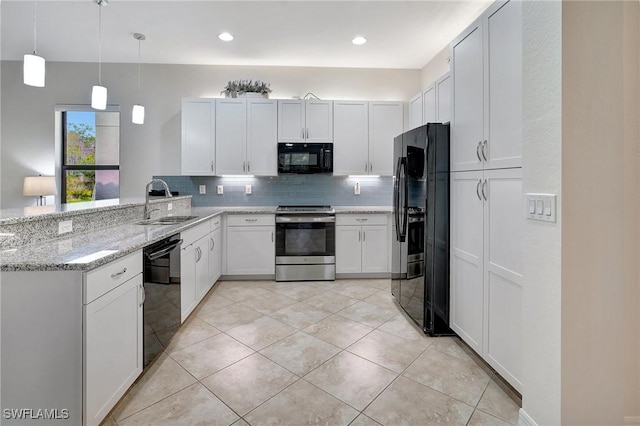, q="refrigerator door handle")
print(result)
[393,156,402,240]
[401,159,409,240]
